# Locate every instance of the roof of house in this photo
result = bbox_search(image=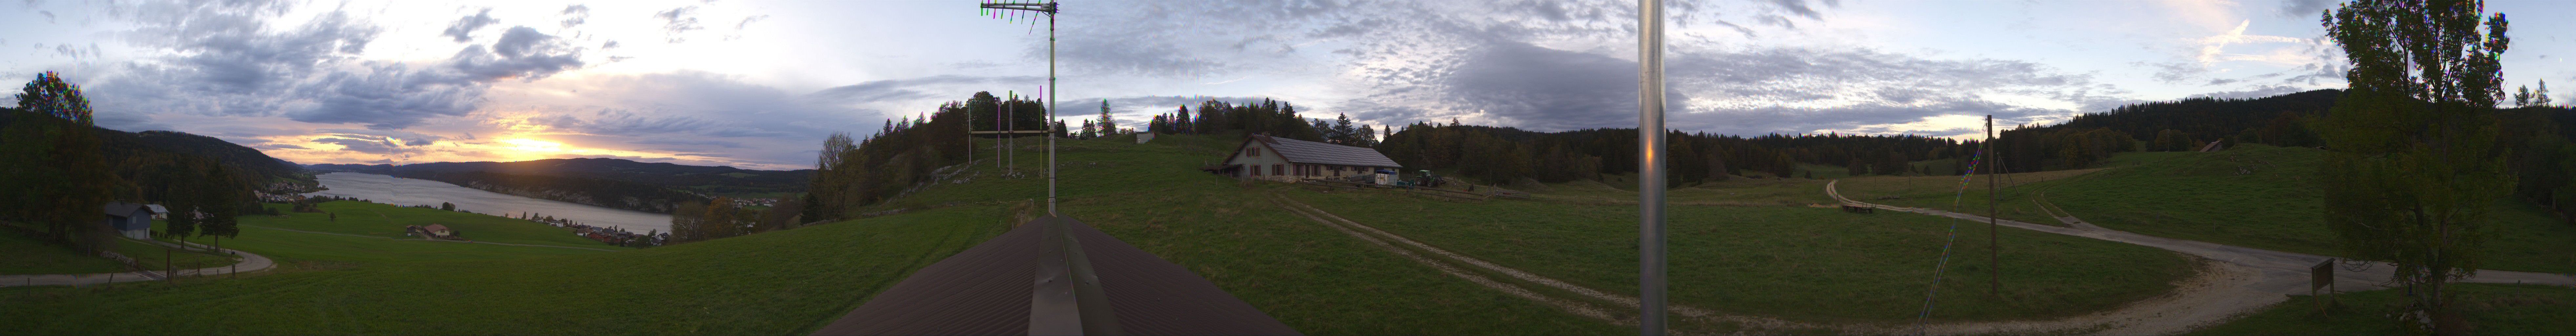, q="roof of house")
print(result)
[144,204,168,213]
[810,216,1299,335]
[102,202,154,217]
[424,224,451,232]
[1243,134,1400,168]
